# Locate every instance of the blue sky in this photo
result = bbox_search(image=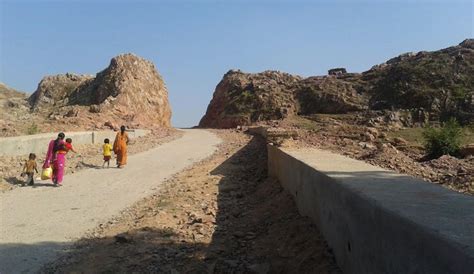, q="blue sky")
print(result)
[1,0,472,127]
